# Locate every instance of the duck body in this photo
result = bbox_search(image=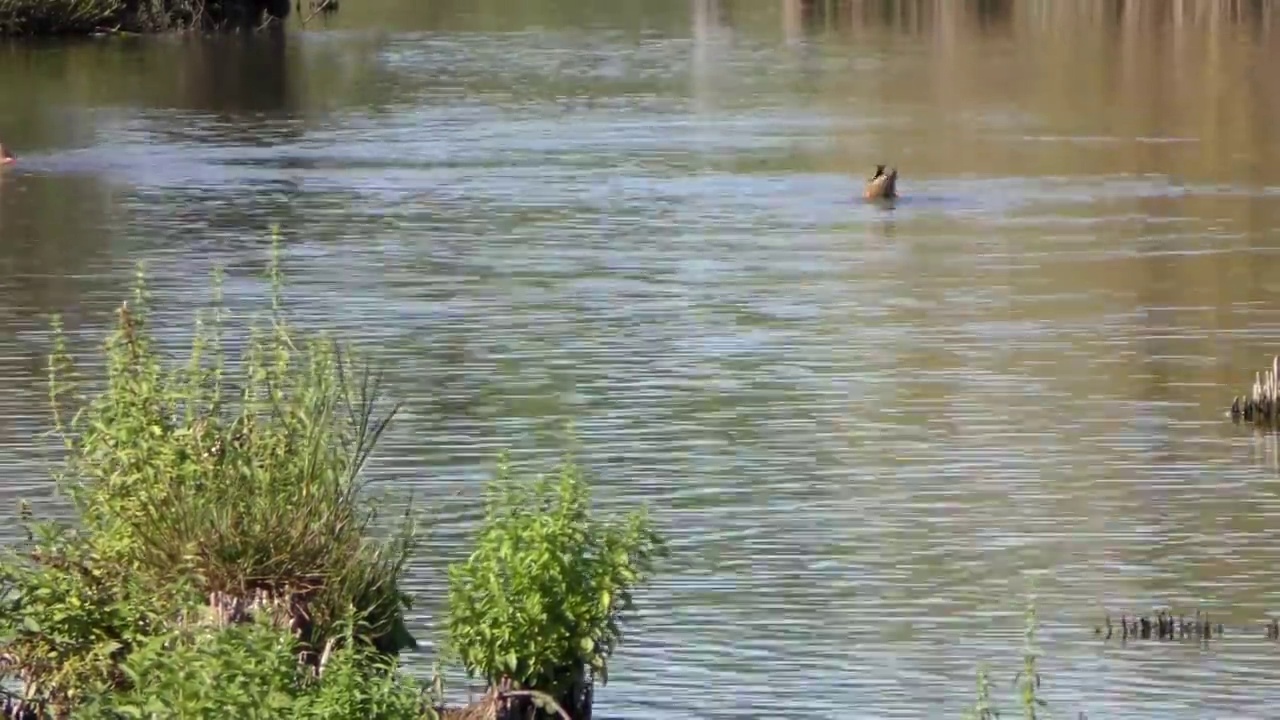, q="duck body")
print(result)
[864,164,897,200]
